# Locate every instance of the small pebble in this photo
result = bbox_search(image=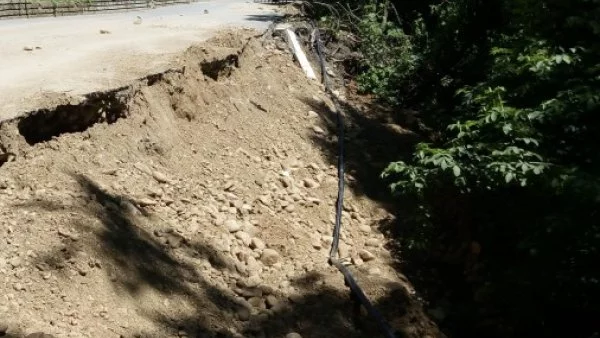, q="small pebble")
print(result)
[237,307,251,321]
[367,267,382,276]
[225,219,242,233]
[250,237,265,250]
[312,126,325,134]
[358,224,371,233]
[365,238,381,247]
[152,171,170,184]
[265,295,279,308]
[261,249,280,266]
[358,249,376,262]
[303,178,319,189]
[235,231,251,246]
[311,239,322,250]
[9,256,22,268]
